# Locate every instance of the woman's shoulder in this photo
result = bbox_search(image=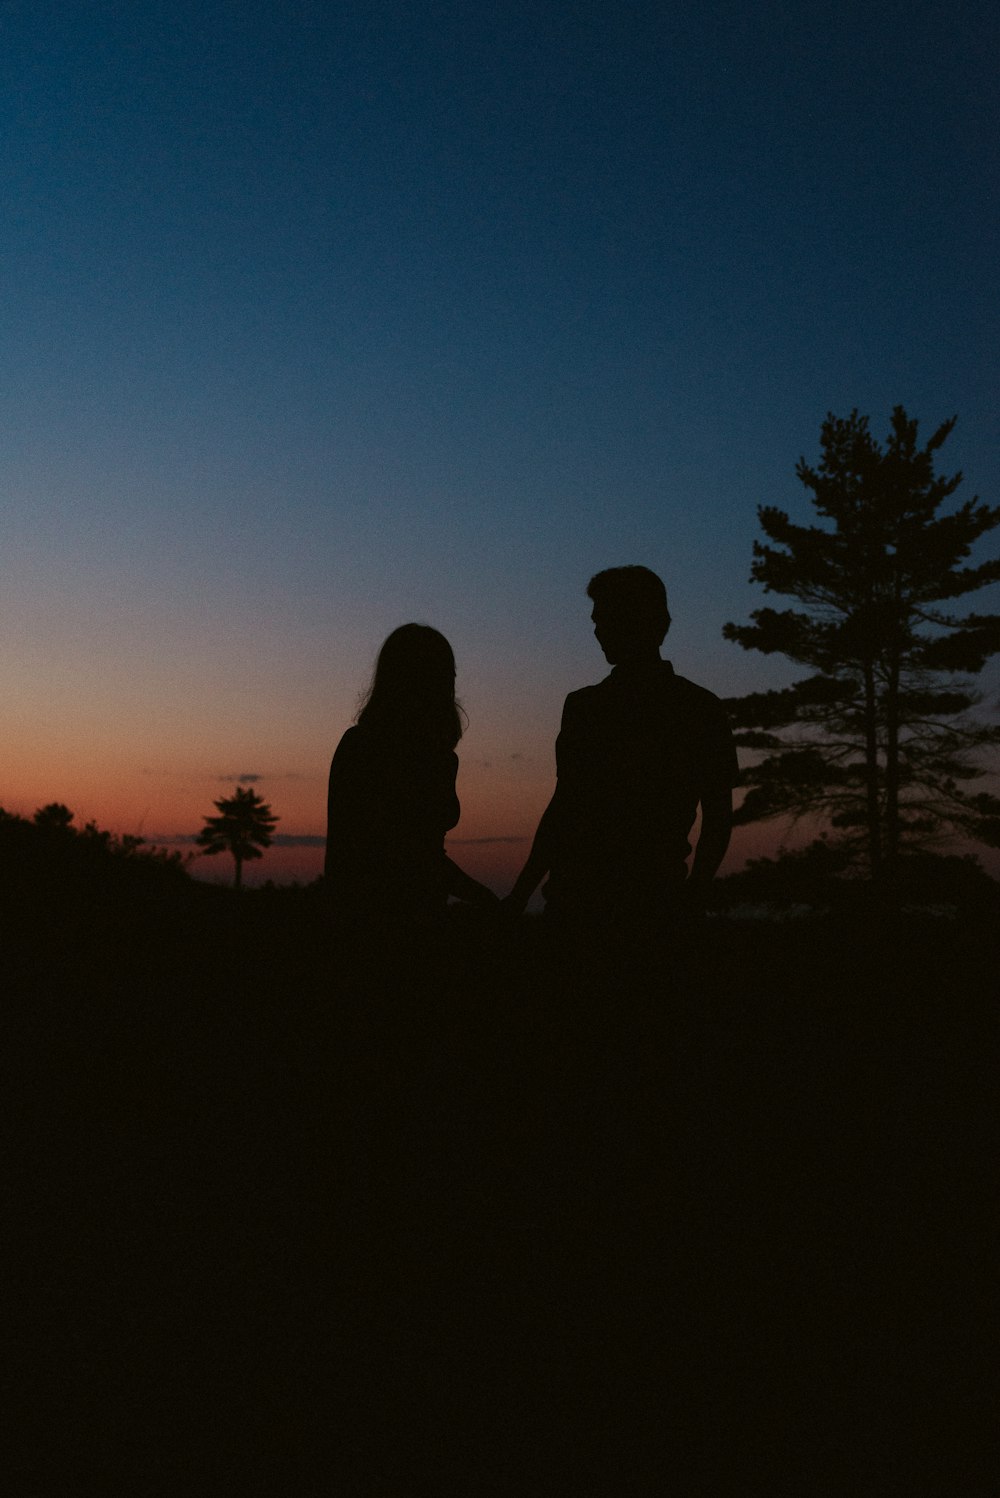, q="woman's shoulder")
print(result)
[330,723,376,773]
[331,724,360,757]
